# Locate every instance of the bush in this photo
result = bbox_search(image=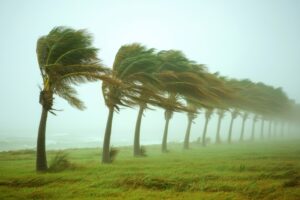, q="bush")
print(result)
[109,147,119,163]
[48,151,75,172]
[140,146,147,157]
